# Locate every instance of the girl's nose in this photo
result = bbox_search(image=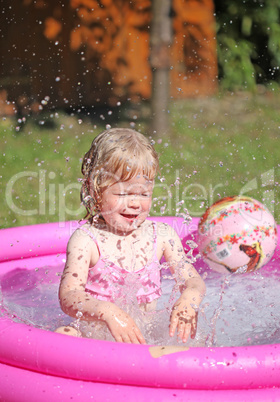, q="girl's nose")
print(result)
[128,196,140,208]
